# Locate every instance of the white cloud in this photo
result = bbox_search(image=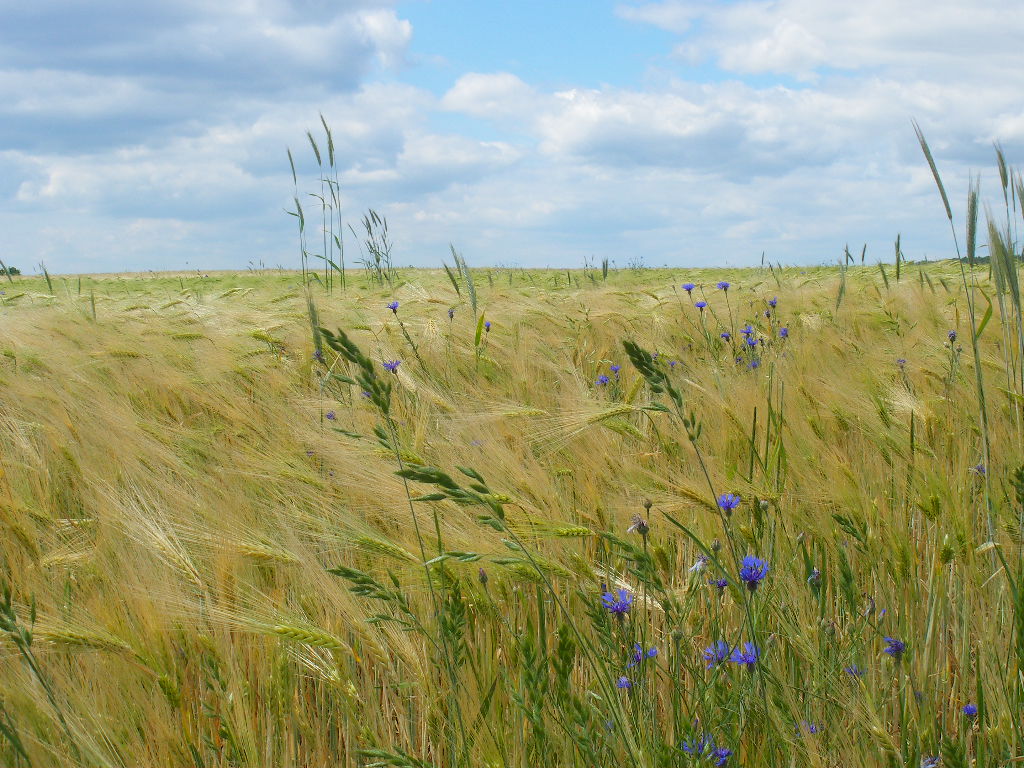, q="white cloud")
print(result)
[441,72,538,119]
